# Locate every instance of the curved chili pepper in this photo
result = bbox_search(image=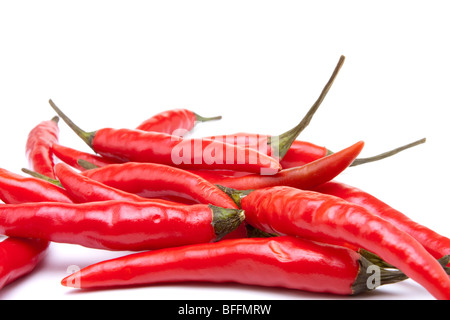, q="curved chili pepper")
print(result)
[51,143,119,171]
[191,141,364,190]
[0,201,244,251]
[81,162,240,208]
[235,186,450,300]
[60,236,410,295]
[25,116,60,179]
[136,108,221,135]
[0,237,49,290]
[313,181,450,265]
[48,100,281,174]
